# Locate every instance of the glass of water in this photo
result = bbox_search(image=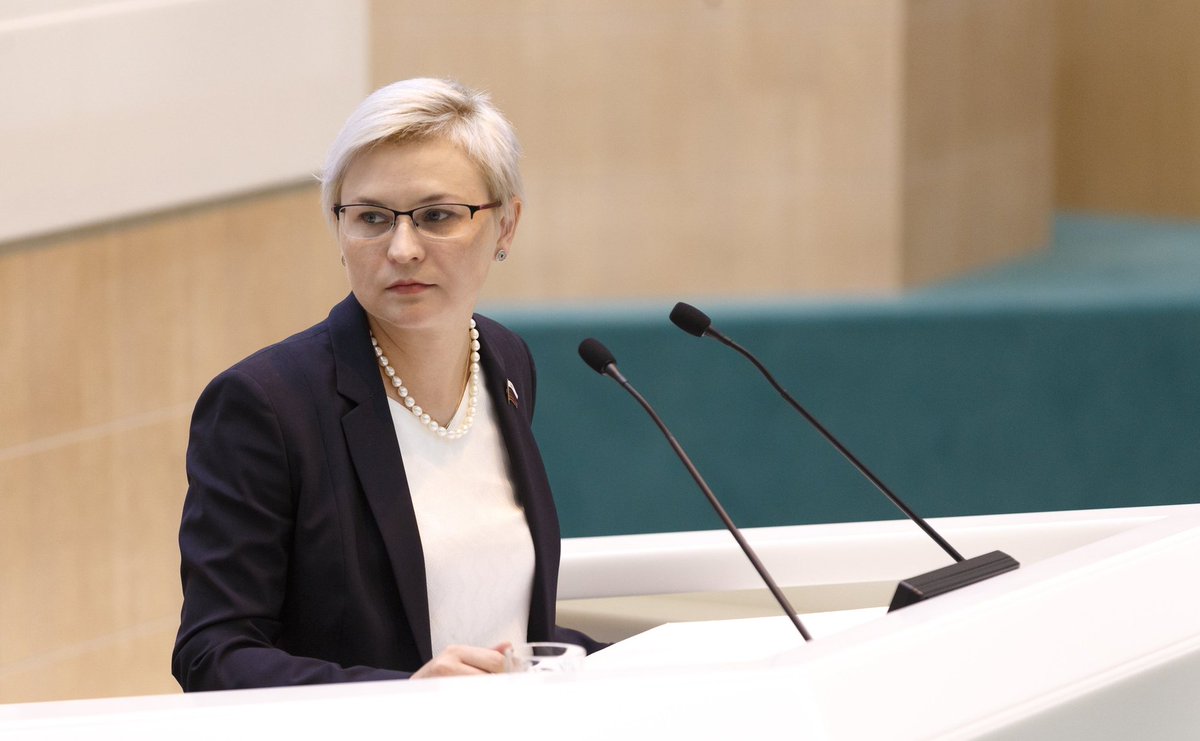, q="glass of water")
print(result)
[503,642,586,674]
